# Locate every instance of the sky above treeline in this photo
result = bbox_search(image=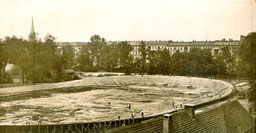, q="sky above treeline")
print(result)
[0,0,255,42]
